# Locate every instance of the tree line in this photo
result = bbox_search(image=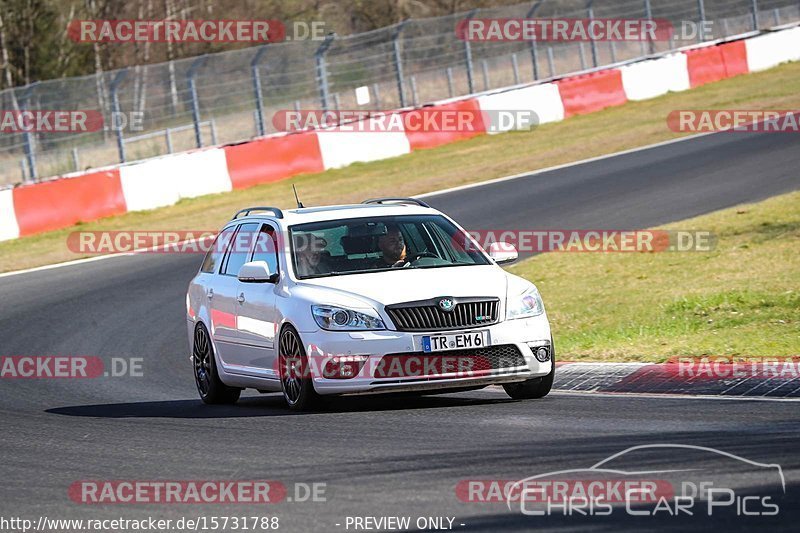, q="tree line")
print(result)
[0,0,525,90]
